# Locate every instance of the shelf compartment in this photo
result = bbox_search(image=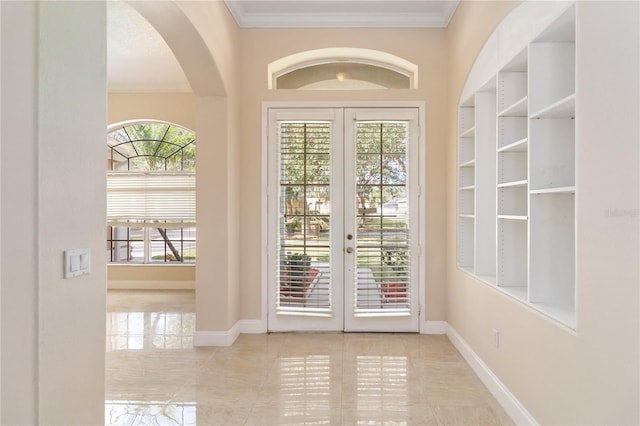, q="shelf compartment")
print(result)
[529,42,575,115]
[458,136,474,165]
[498,117,527,149]
[458,106,475,135]
[501,285,528,303]
[476,274,497,286]
[498,69,528,115]
[498,150,527,185]
[457,216,475,270]
[530,301,576,329]
[497,218,528,289]
[458,188,474,216]
[498,186,527,217]
[529,117,575,190]
[530,94,575,119]
[459,166,475,188]
[529,193,575,311]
